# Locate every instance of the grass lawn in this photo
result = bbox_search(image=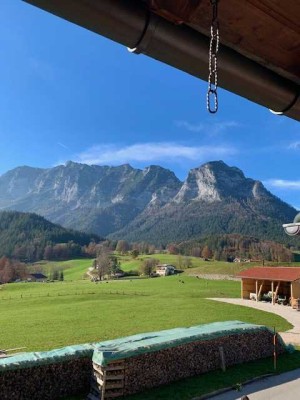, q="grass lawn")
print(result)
[63,350,300,400]
[0,274,292,351]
